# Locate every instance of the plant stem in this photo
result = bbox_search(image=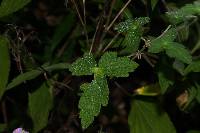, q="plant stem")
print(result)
[106,0,132,31]
[191,39,200,54]
[102,32,120,52]
[90,19,102,53]
[71,0,89,46]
